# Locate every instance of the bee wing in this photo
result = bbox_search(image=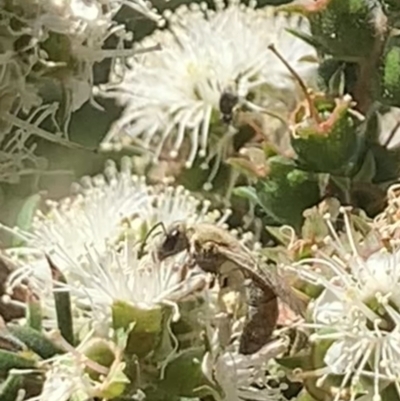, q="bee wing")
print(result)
[216,245,306,317]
